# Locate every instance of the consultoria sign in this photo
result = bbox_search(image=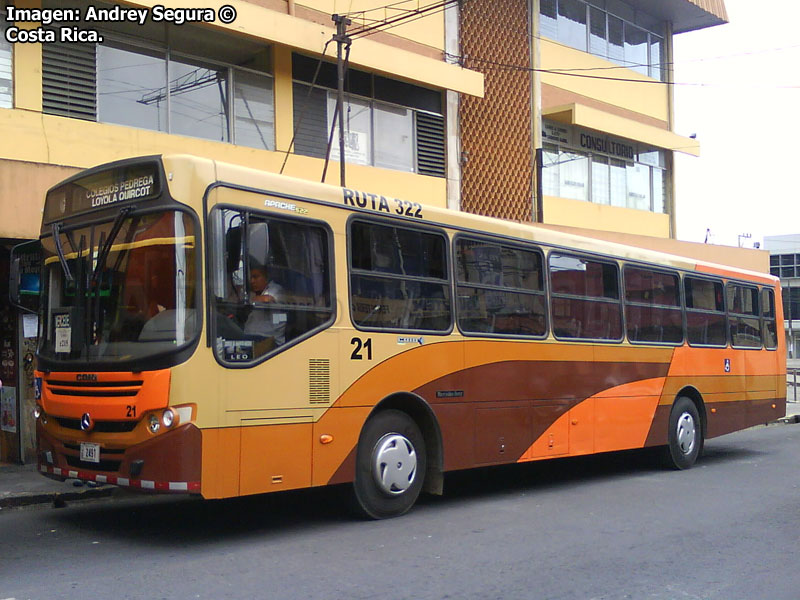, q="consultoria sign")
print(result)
[543,121,637,161]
